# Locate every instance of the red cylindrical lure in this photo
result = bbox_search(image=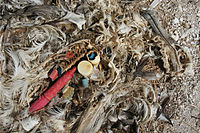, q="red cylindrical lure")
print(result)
[29,67,76,113]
